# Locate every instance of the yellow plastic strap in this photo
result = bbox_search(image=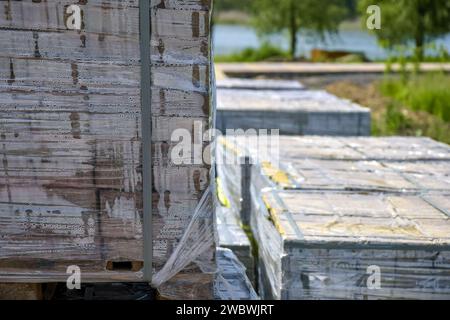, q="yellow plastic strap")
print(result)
[261,161,292,188]
[216,177,231,208]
